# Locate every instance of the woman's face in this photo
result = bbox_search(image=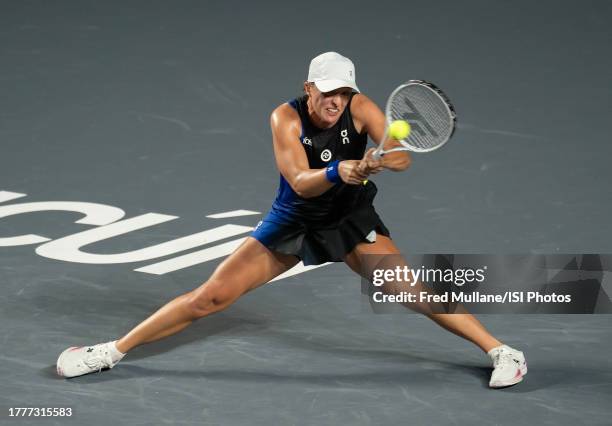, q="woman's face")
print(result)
[304,82,352,129]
